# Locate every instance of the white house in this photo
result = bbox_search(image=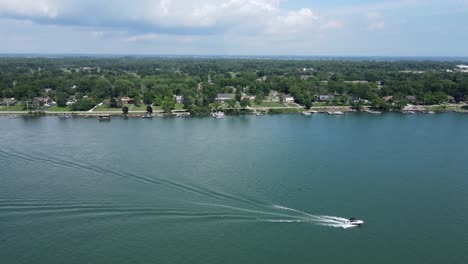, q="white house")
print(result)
[175,95,184,104]
[216,93,231,102]
[282,94,295,103]
[455,65,468,73]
